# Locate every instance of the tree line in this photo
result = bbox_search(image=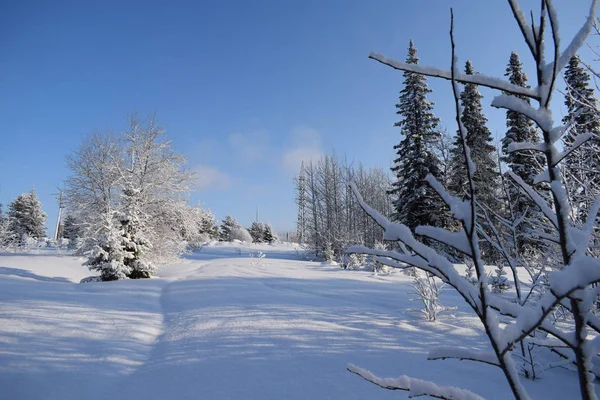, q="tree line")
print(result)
[297,41,599,268]
[344,2,600,399]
